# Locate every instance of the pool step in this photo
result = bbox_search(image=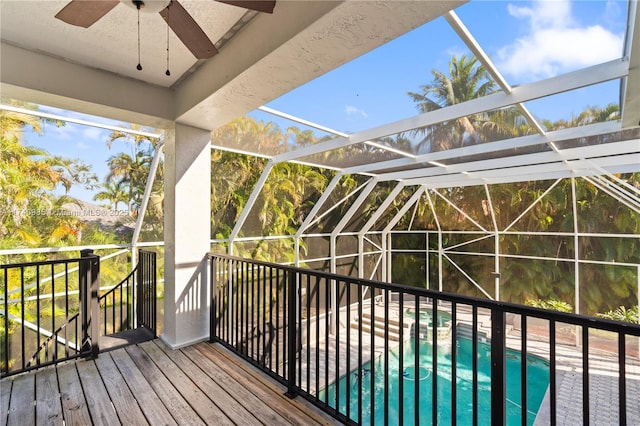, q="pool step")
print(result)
[454,321,513,342]
[351,312,512,344]
[351,312,403,341]
[363,311,405,328]
[455,322,490,342]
